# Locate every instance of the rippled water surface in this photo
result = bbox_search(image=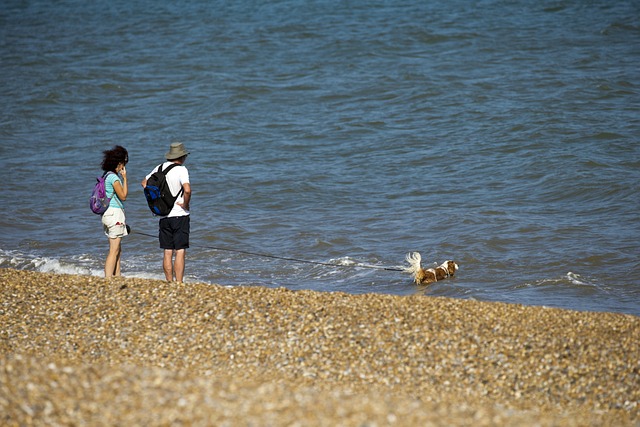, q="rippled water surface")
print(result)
[1,0,639,316]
